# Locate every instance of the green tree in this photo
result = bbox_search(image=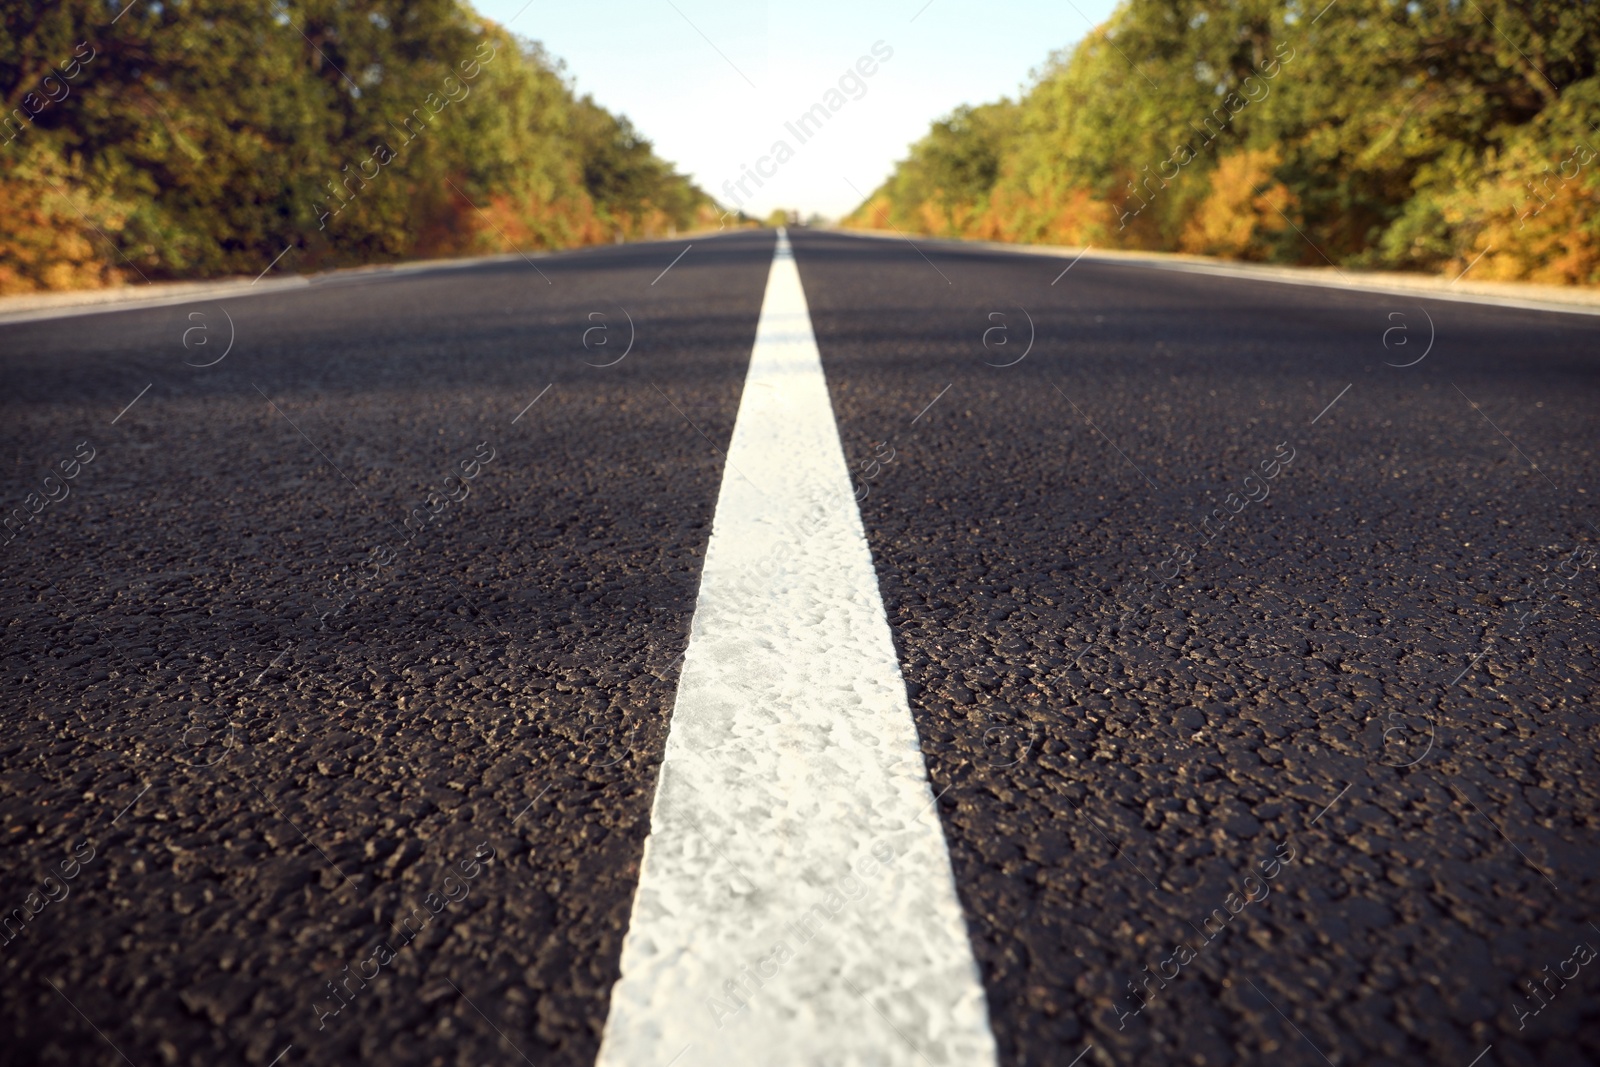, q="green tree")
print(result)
[0,0,711,293]
[849,0,1600,282]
